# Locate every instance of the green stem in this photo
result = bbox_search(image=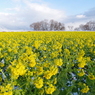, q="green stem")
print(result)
[1,69,6,79]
